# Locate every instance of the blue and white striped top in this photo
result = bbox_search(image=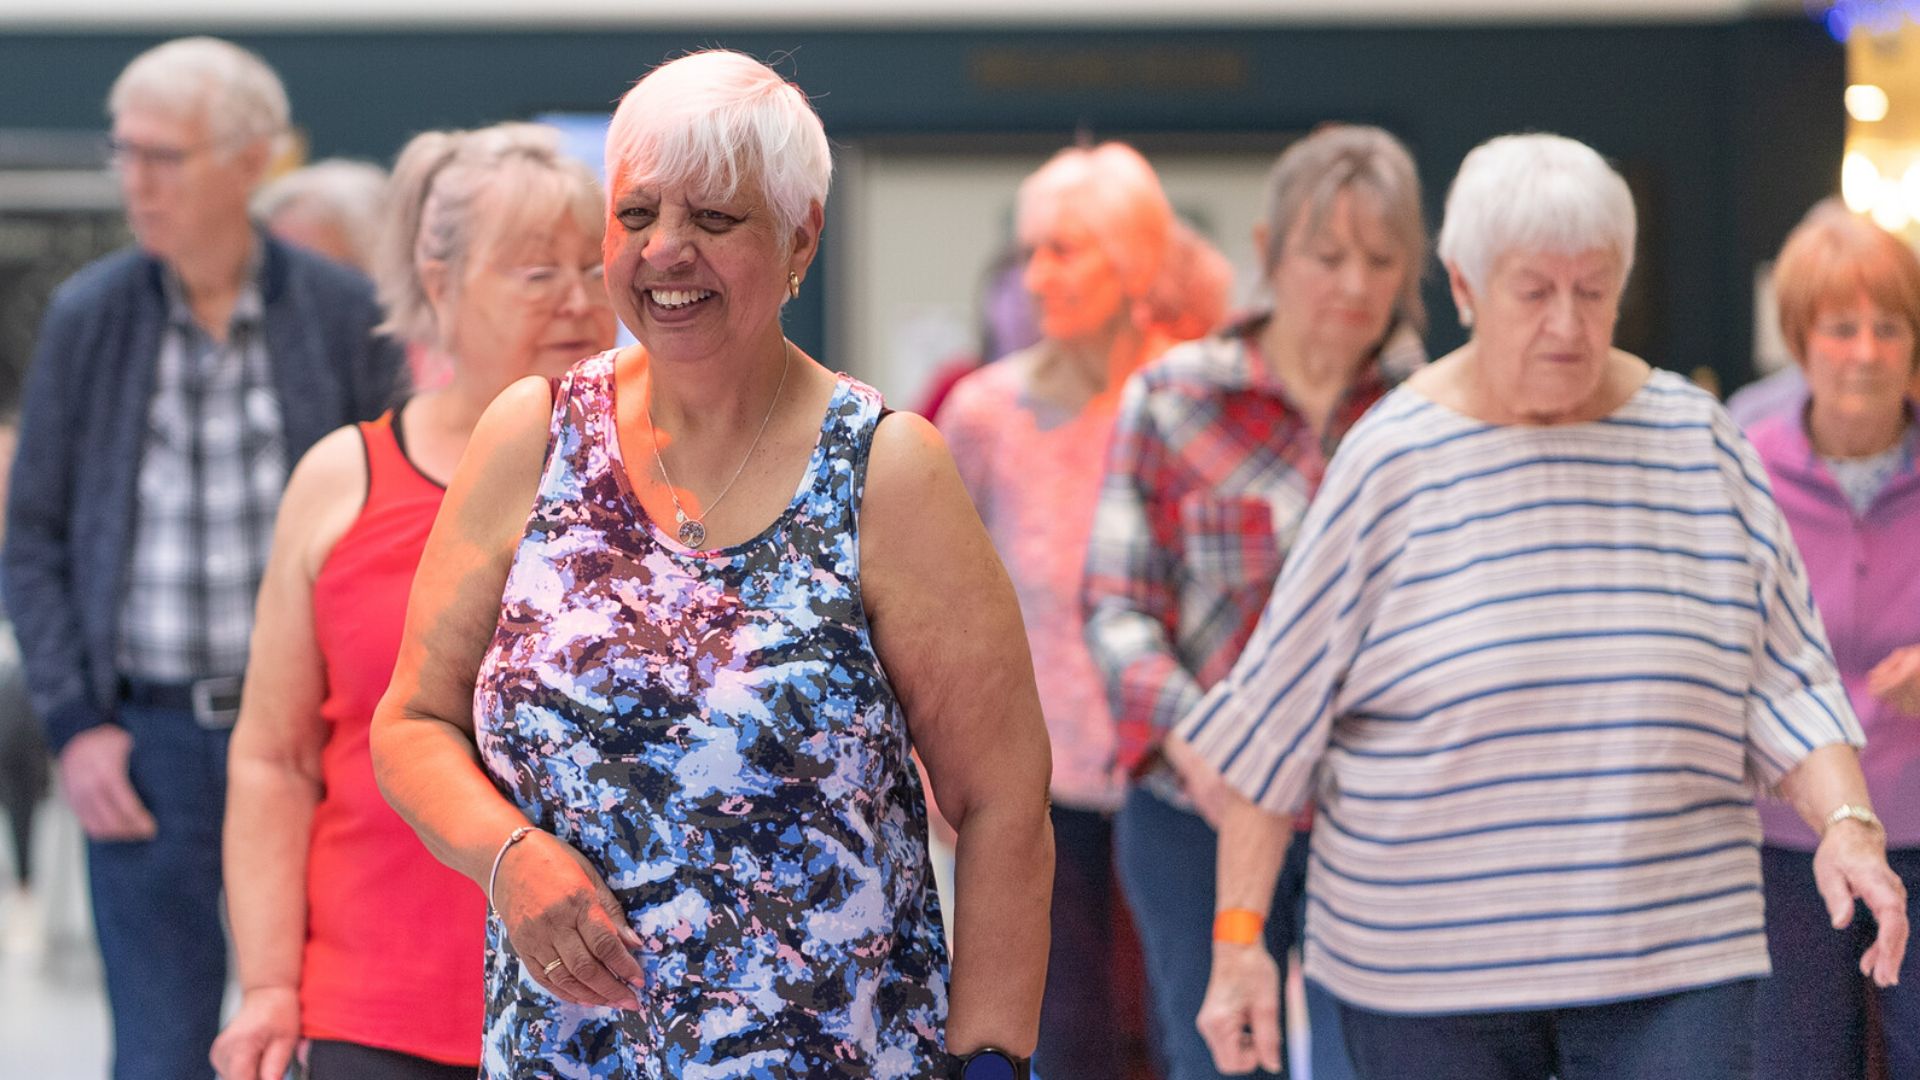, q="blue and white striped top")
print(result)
[1178,370,1862,1014]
